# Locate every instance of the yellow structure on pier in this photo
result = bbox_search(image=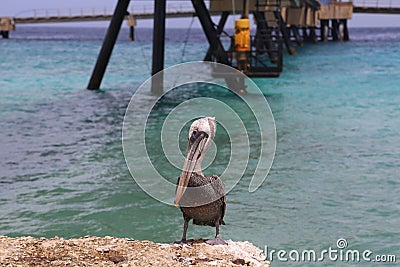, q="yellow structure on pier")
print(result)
[234,18,251,52]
